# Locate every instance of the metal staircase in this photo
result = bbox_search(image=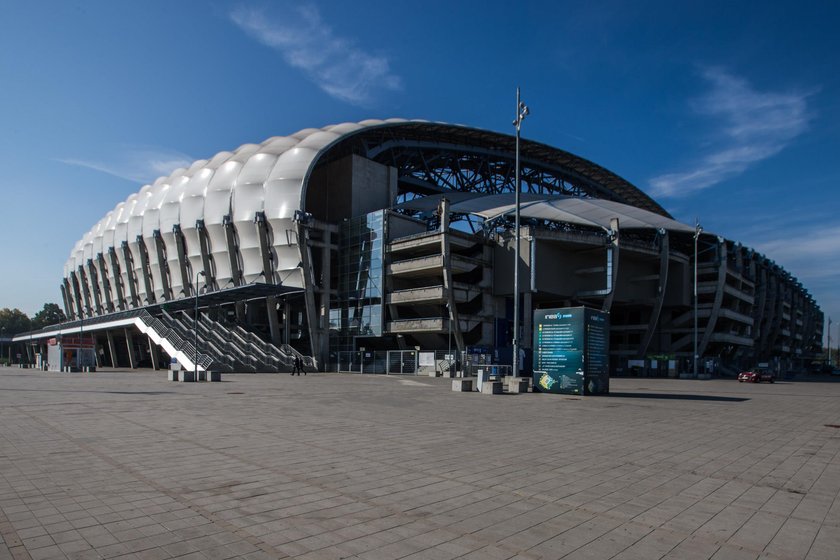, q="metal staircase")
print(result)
[204,313,317,371]
[155,309,315,373]
[136,310,215,371]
